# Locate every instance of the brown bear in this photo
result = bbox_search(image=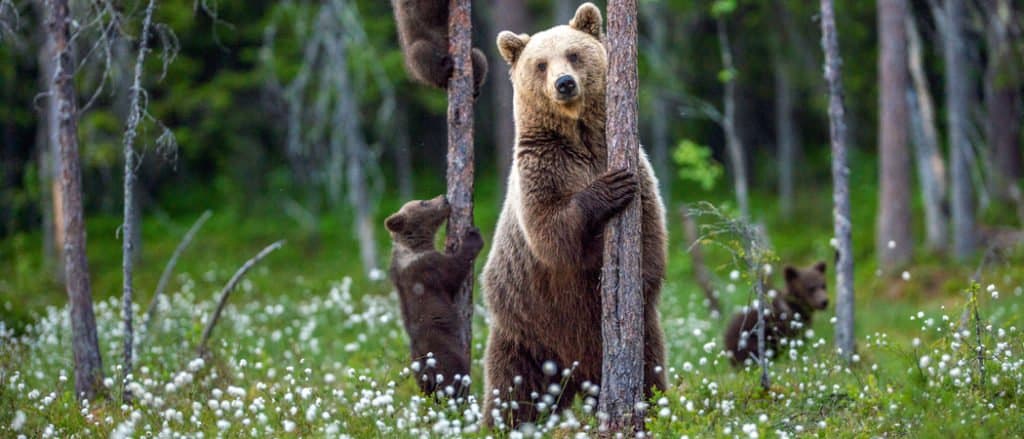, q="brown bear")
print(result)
[724,262,829,367]
[481,3,668,427]
[385,195,484,398]
[390,0,488,94]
